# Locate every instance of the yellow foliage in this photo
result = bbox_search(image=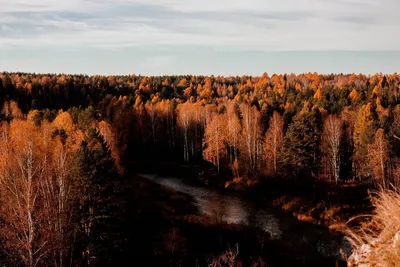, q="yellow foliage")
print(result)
[27,110,39,122]
[53,111,74,135]
[2,101,23,120]
[349,89,359,101]
[284,102,292,110]
[314,88,323,100]
[98,120,122,172]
